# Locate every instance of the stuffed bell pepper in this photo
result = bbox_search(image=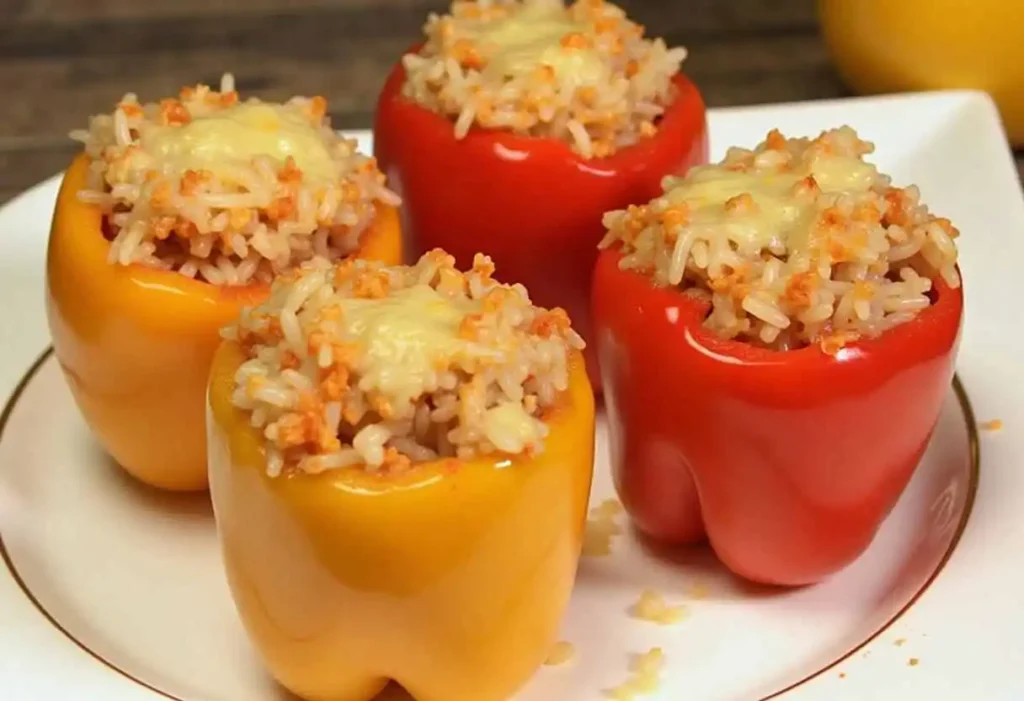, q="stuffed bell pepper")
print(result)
[593,127,964,586]
[208,250,595,701]
[374,0,709,390]
[45,76,402,492]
